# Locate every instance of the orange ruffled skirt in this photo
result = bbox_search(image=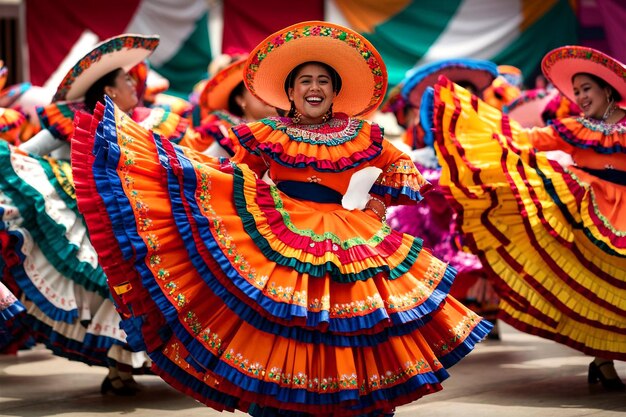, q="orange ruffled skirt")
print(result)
[430,77,626,360]
[72,97,491,417]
